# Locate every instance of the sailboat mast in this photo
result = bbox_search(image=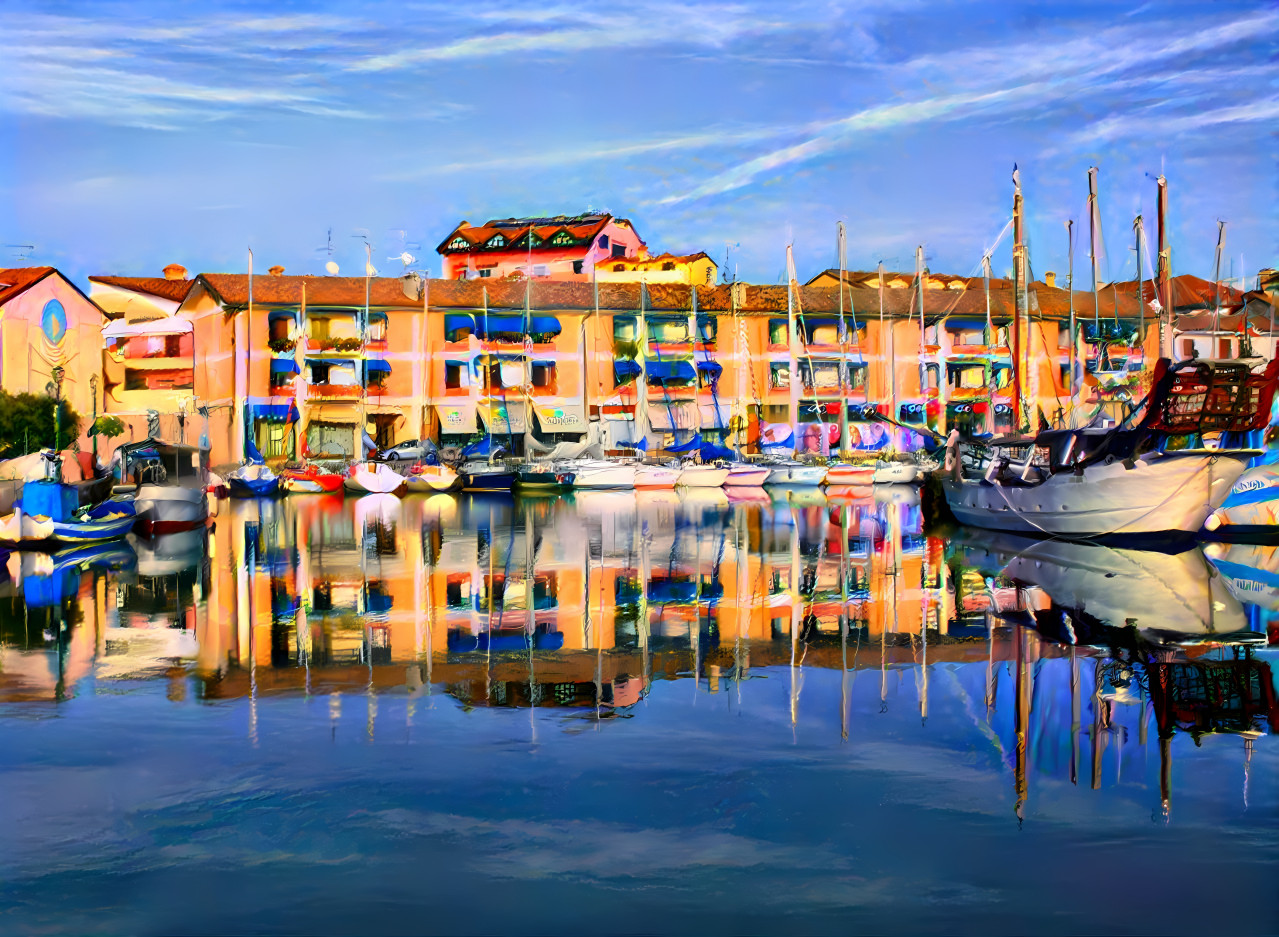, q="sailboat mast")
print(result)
[786,245,801,456]
[1088,168,1101,342]
[1212,221,1227,336]
[1012,166,1028,433]
[1156,176,1172,359]
[915,246,925,430]
[1134,215,1145,361]
[837,222,850,458]
[1066,221,1076,406]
